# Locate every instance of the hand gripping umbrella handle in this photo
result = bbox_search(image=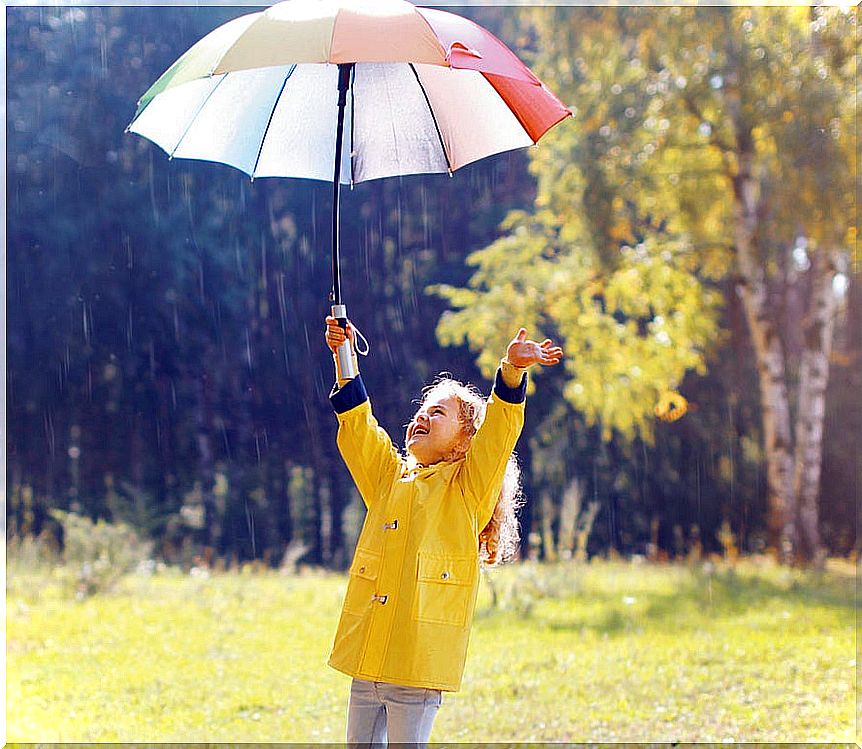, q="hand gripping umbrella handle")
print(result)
[332,303,358,380]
